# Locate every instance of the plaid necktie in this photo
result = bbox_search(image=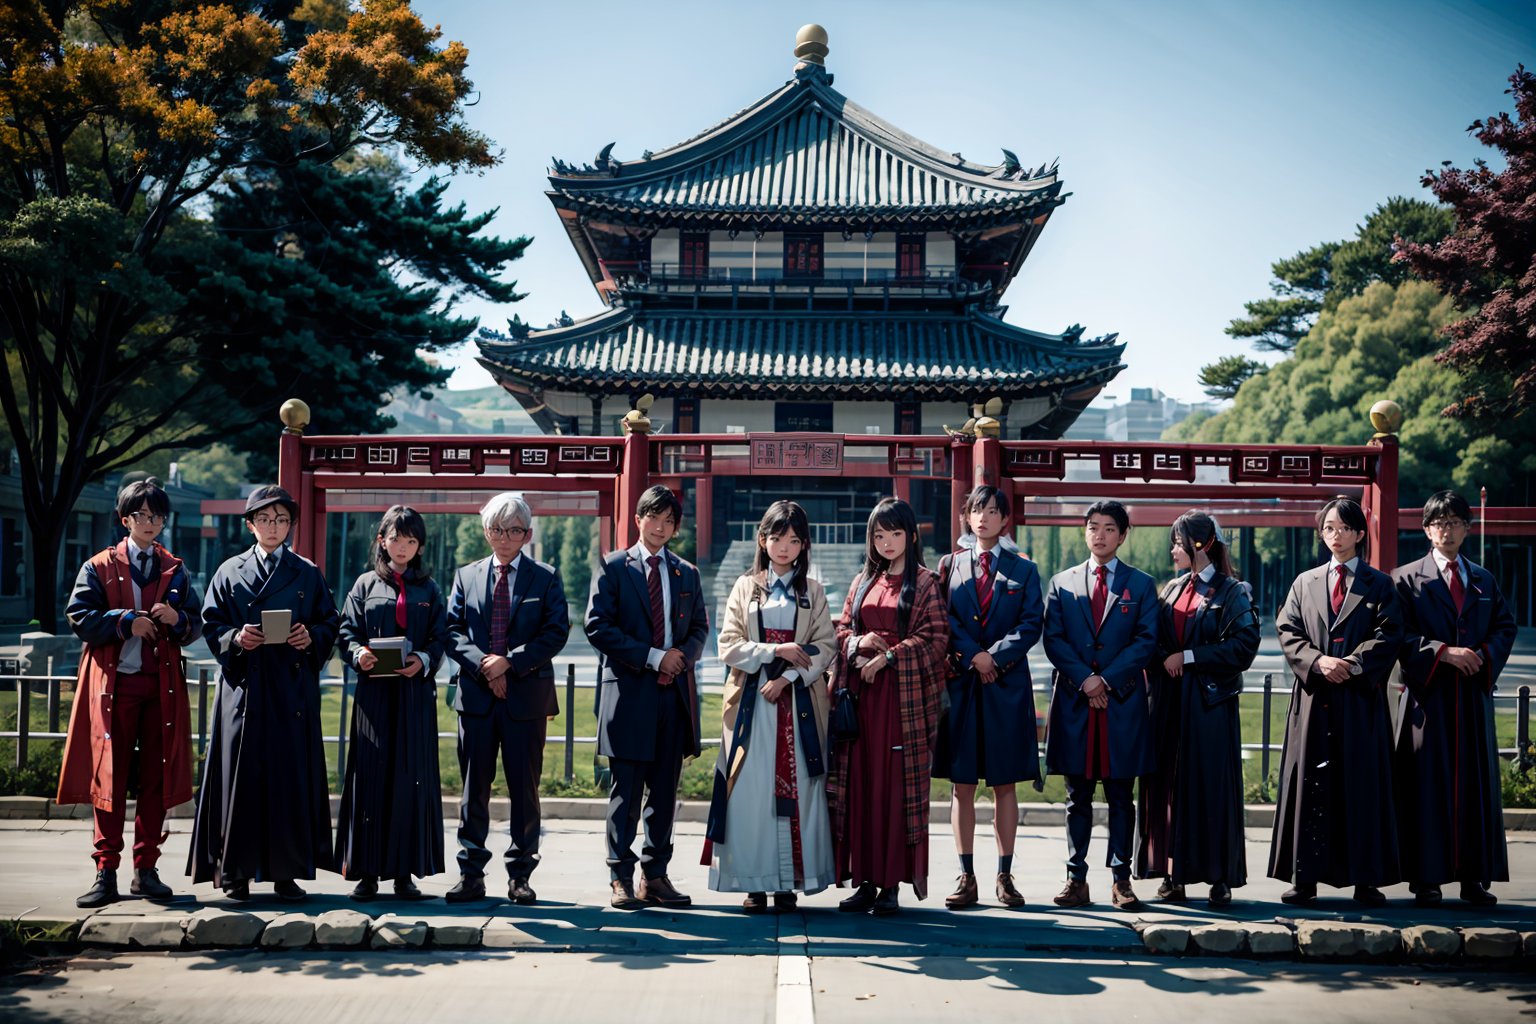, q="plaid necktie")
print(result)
[1090,564,1108,633]
[488,563,511,657]
[647,555,667,648]
[1446,557,1465,615]
[1330,564,1347,616]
